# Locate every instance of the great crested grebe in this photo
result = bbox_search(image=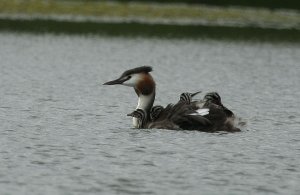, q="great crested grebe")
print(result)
[103,66,240,132]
